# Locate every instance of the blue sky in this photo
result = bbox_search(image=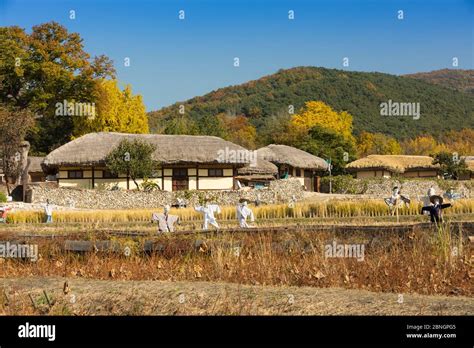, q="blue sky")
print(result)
[1,0,473,111]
